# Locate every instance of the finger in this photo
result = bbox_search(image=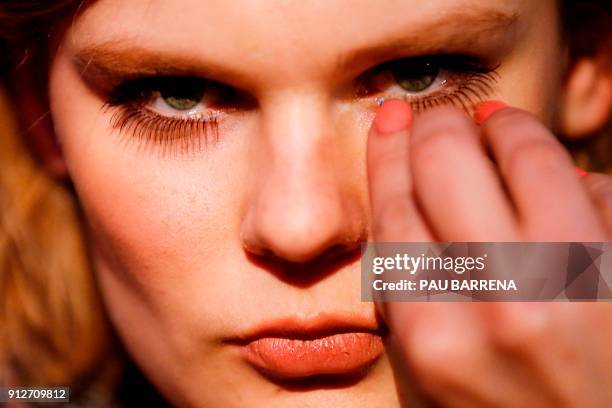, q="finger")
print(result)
[583,172,612,236]
[367,99,433,242]
[480,303,604,406]
[409,105,519,241]
[383,303,507,407]
[480,107,608,241]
